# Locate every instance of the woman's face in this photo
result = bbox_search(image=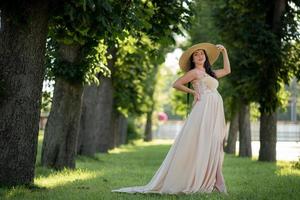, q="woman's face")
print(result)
[192,49,206,65]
